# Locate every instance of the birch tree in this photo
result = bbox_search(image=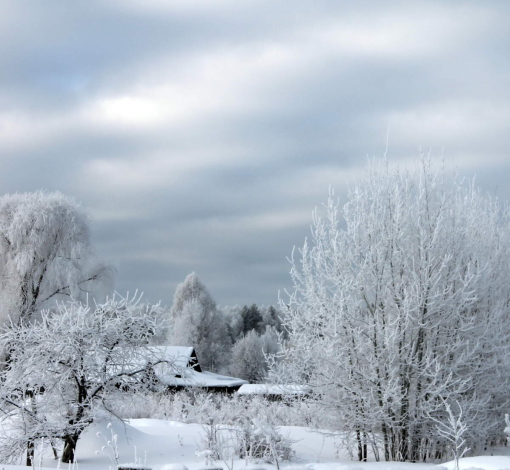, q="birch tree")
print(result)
[0,191,110,326]
[270,158,510,462]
